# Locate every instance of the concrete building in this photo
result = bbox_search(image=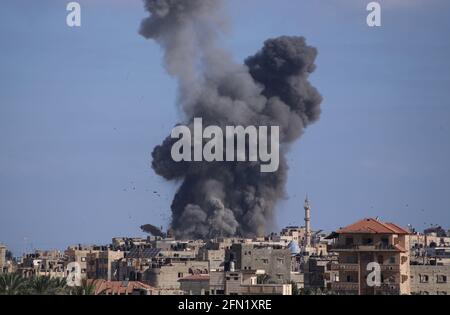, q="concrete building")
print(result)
[280,227,306,243]
[304,255,339,291]
[0,244,6,274]
[179,274,210,295]
[18,250,65,278]
[65,246,102,279]
[410,265,450,295]
[200,248,225,271]
[329,218,411,295]
[86,250,124,280]
[145,261,209,290]
[224,270,291,295]
[226,243,291,284]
